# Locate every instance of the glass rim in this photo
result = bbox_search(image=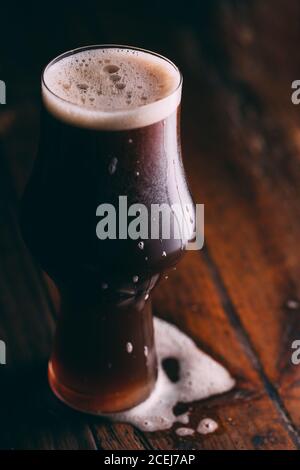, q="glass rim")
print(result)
[41,44,183,113]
